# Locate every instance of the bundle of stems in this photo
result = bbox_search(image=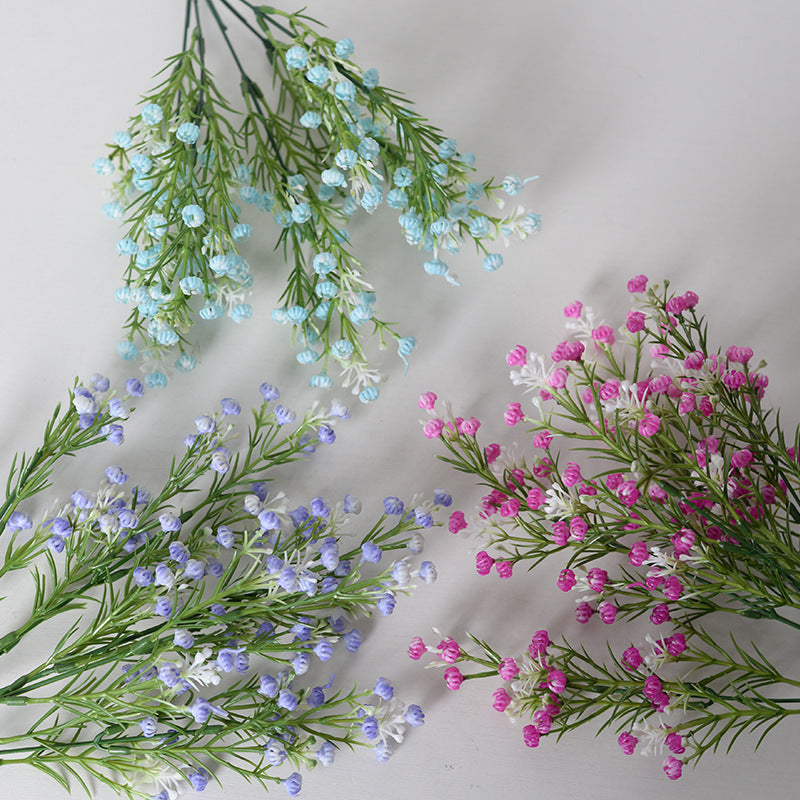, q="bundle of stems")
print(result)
[413,276,800,780]
[1,377,445,797]
[97,1,539,398]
